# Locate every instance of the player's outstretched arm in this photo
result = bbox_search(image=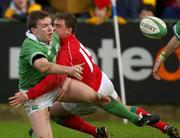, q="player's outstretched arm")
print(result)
[34,57,84,79]
[8,92,29,108]
[153,36,180,80]
[8,77,72,108]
